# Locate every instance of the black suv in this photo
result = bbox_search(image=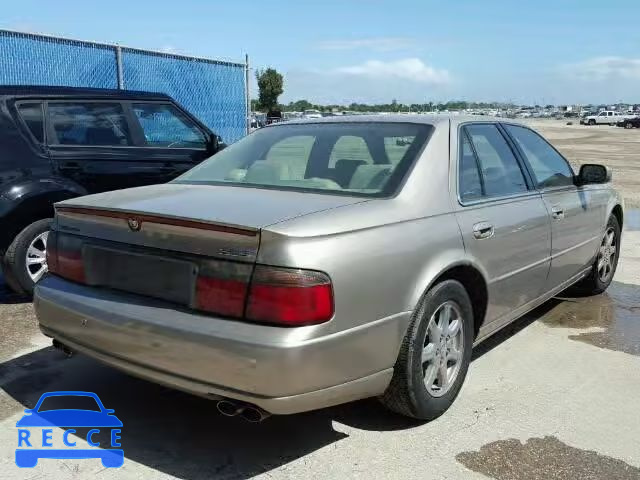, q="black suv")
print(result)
[0,86,224,294]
